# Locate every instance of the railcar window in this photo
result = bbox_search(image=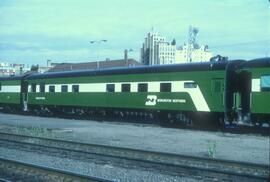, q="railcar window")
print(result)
[211,79,223,92]
[106,84,115,92]
[121,84,130,92]
[40,82,45,93]
[261,75,270,91]
[160,83,171,92]
[184,82,197,88]
[31,83,36,92]
[72,85,79,92]
[138,83,148,92]
[49,85,55,93]
[213,82,221,92]
[61,85,68,92]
